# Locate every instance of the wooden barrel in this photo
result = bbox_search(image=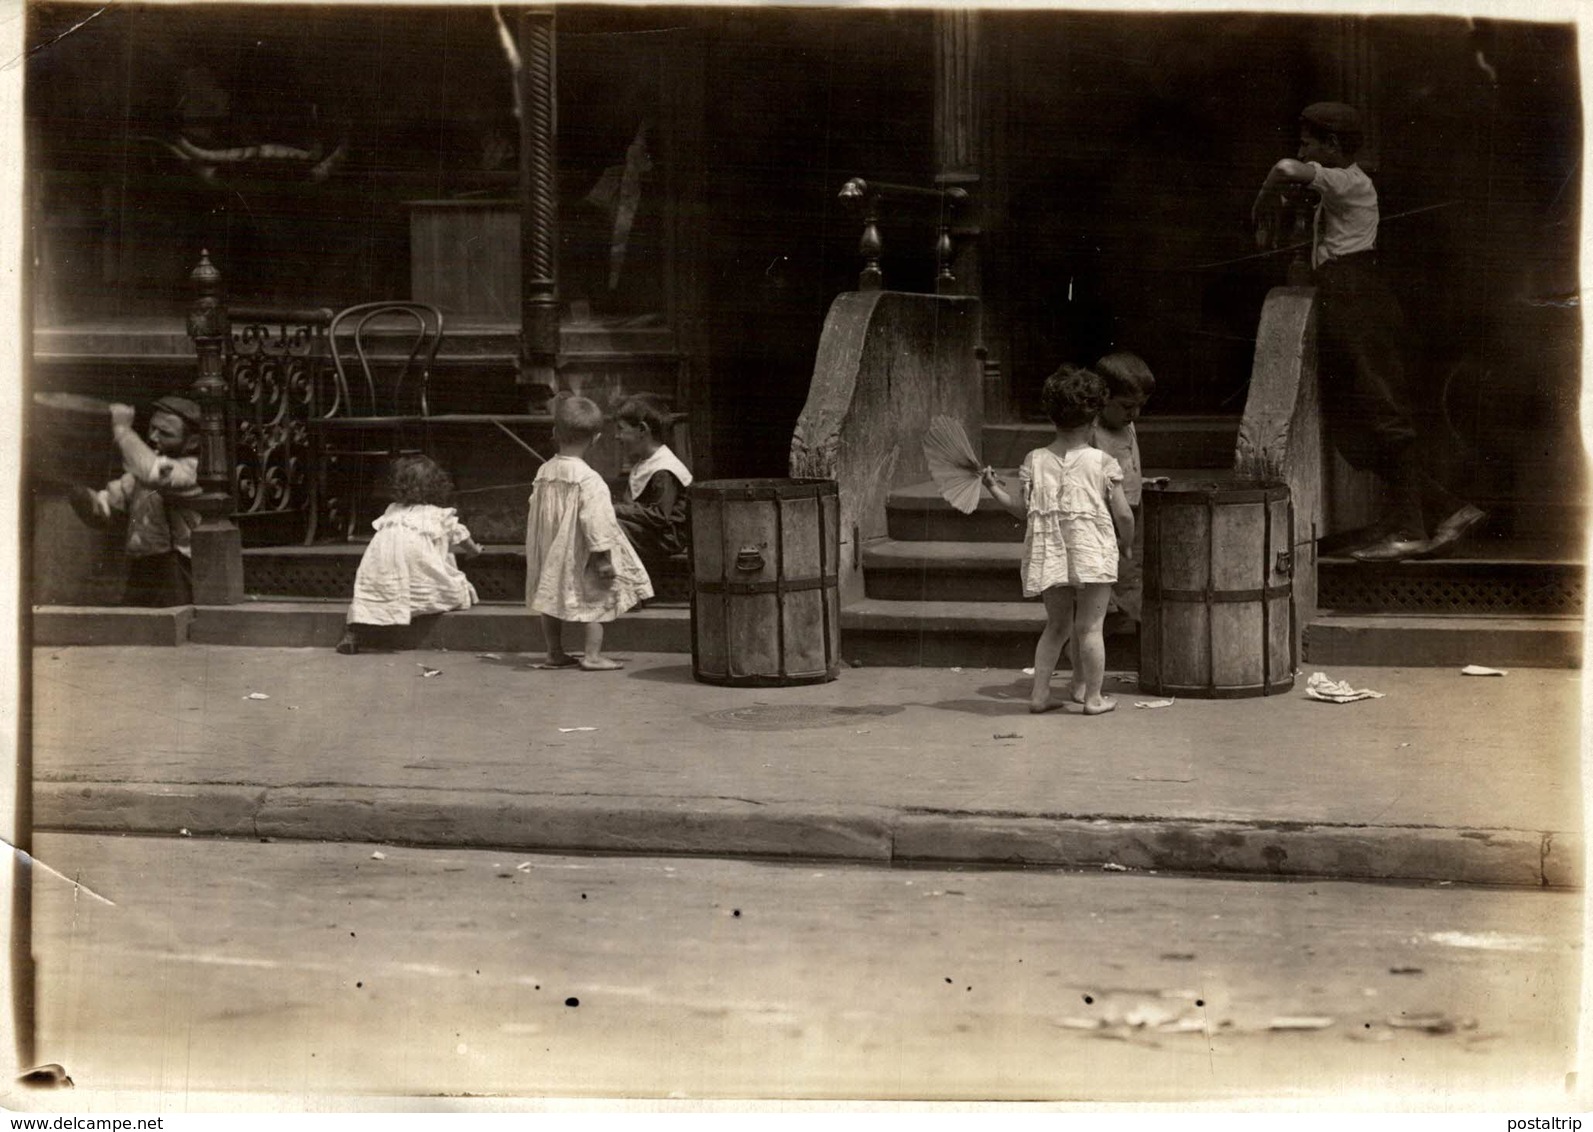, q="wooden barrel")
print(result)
[689,478,840,687]
[1140,480,1295,698]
